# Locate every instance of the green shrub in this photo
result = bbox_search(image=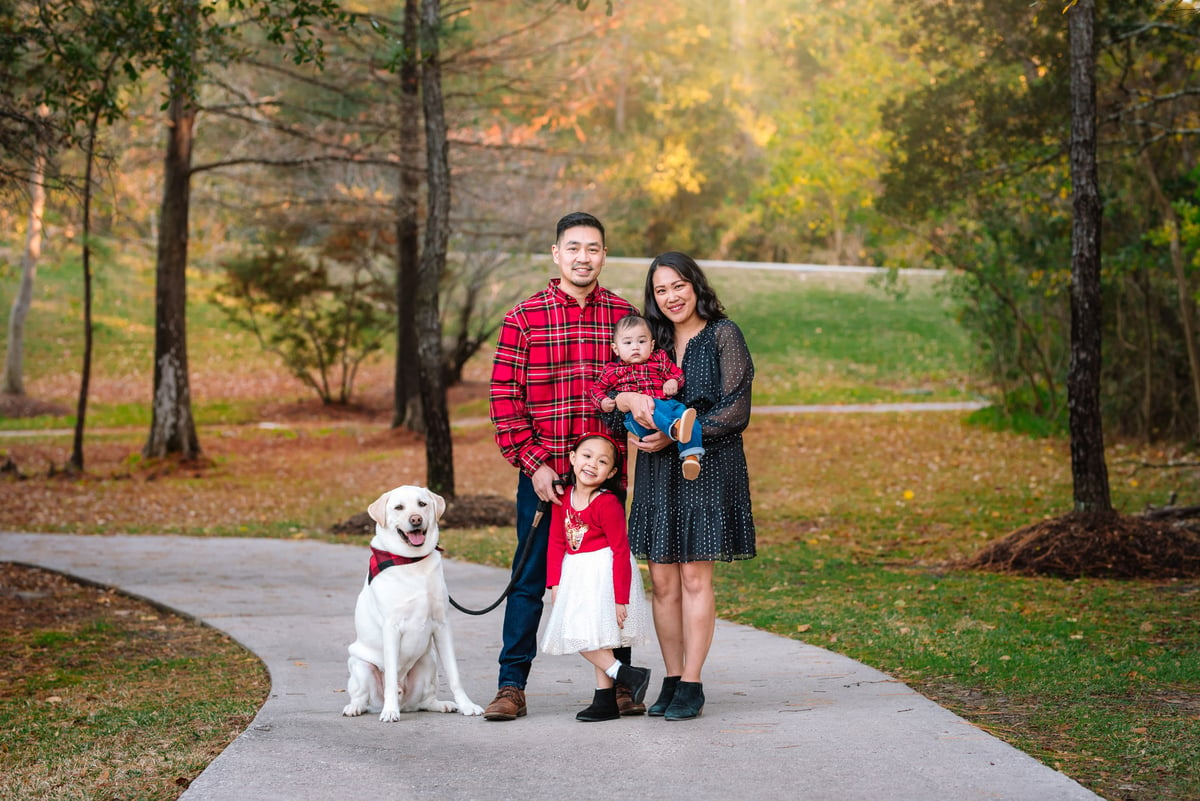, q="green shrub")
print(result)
[212,237,392,405]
